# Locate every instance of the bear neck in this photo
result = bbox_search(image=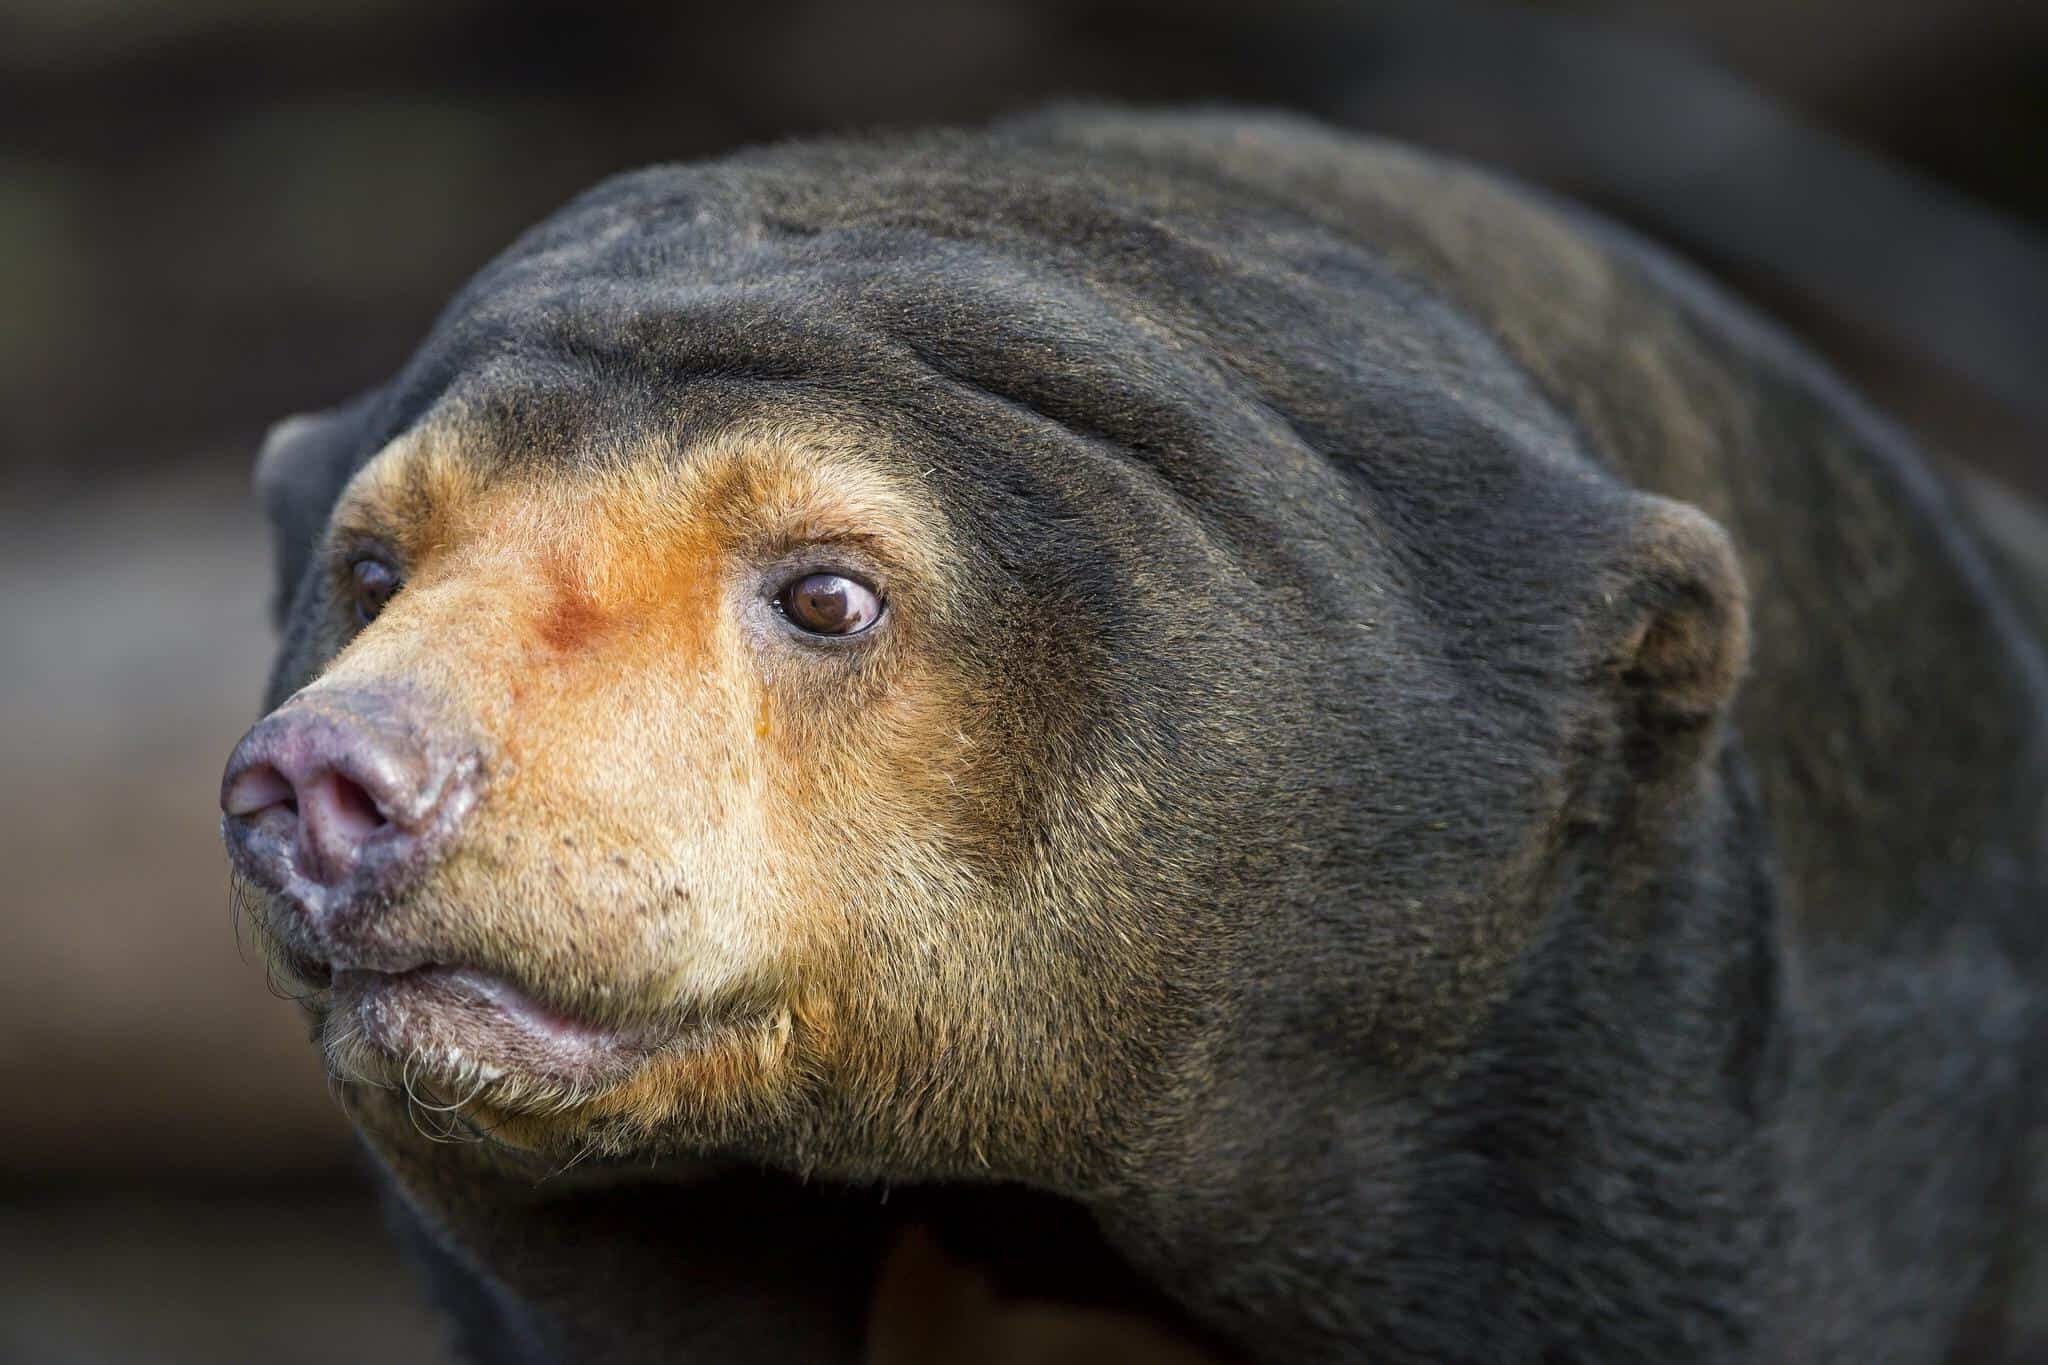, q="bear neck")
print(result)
[1105,735,1798,1362]
[1375,736,1792,1357]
